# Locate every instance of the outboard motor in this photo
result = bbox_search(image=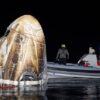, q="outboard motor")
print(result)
[0,15,47,86]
